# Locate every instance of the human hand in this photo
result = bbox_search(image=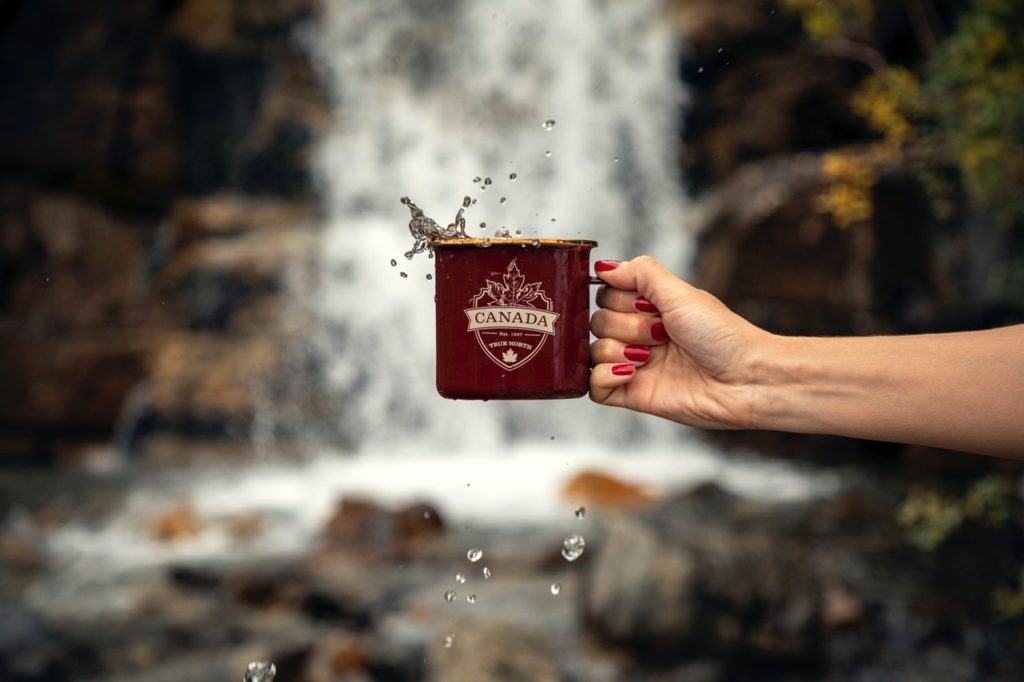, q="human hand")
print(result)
[589,256,772,429]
